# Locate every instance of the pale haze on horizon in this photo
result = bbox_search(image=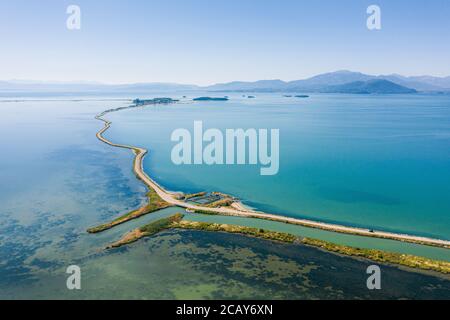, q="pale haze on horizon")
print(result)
[0,0,449,85]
